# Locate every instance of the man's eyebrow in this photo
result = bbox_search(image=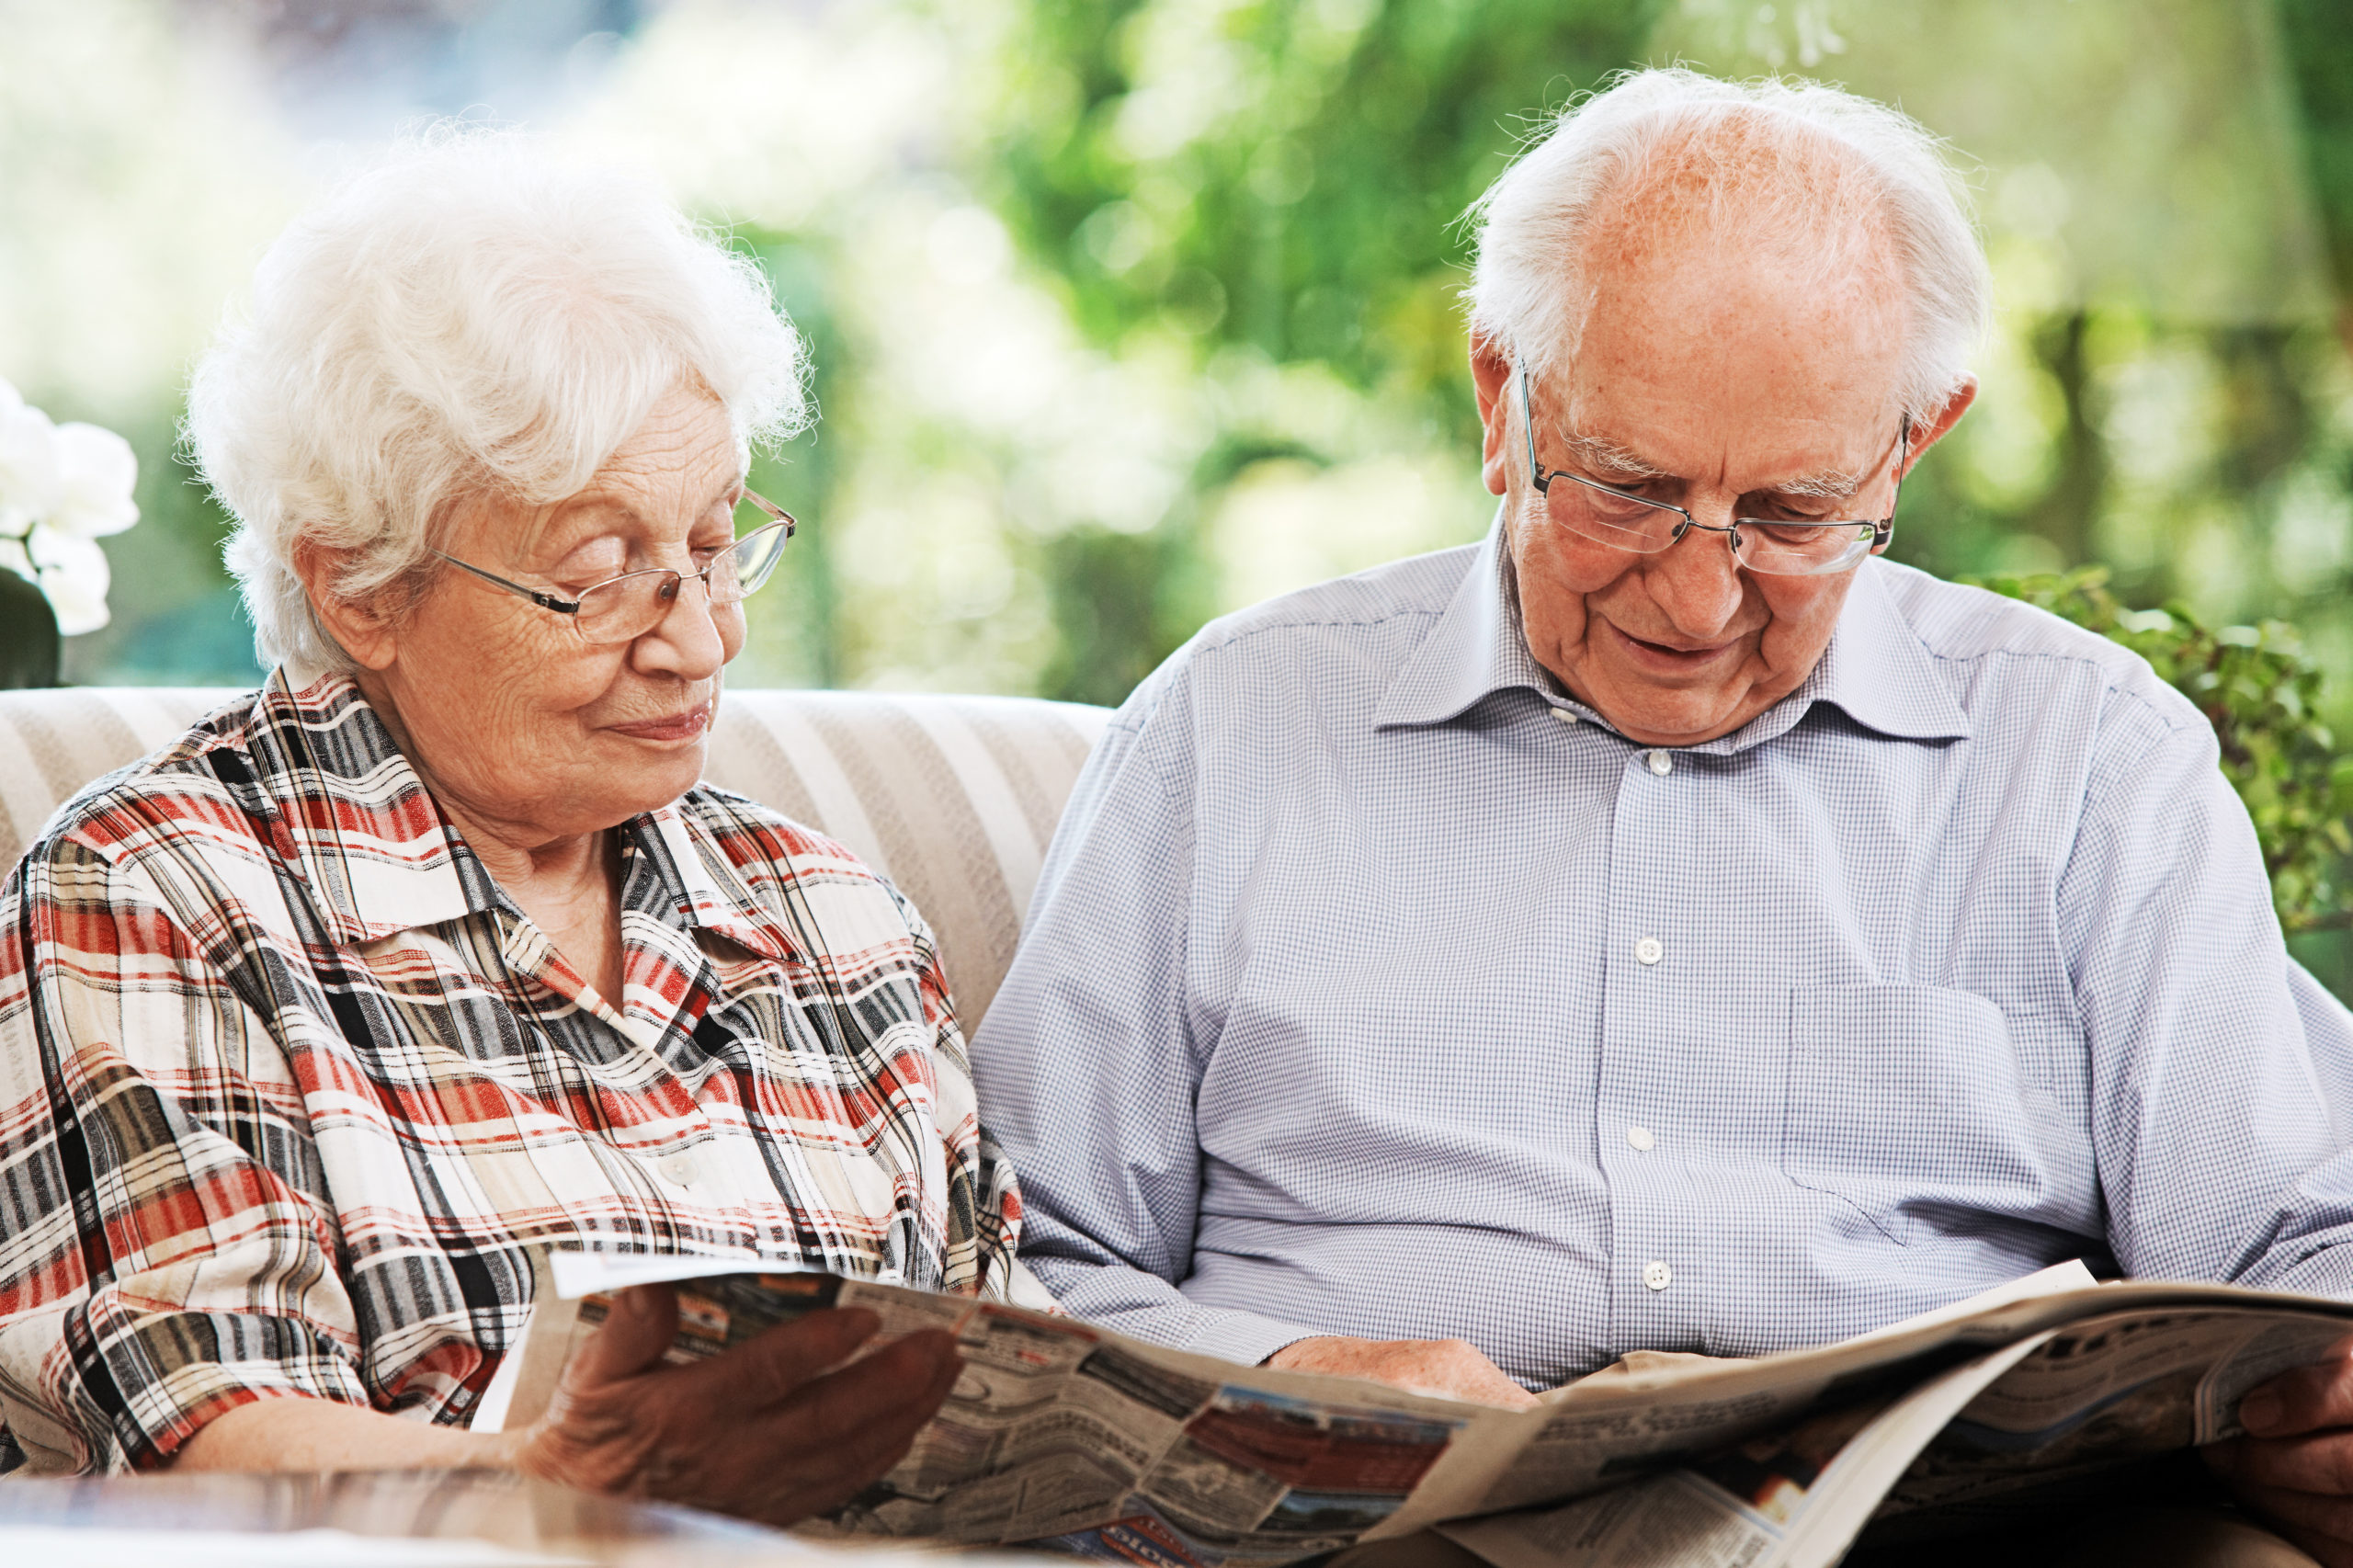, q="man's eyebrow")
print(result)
[1558,429,1865,499]
[1557,429,1676,483]
[1765,468,1865,500]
